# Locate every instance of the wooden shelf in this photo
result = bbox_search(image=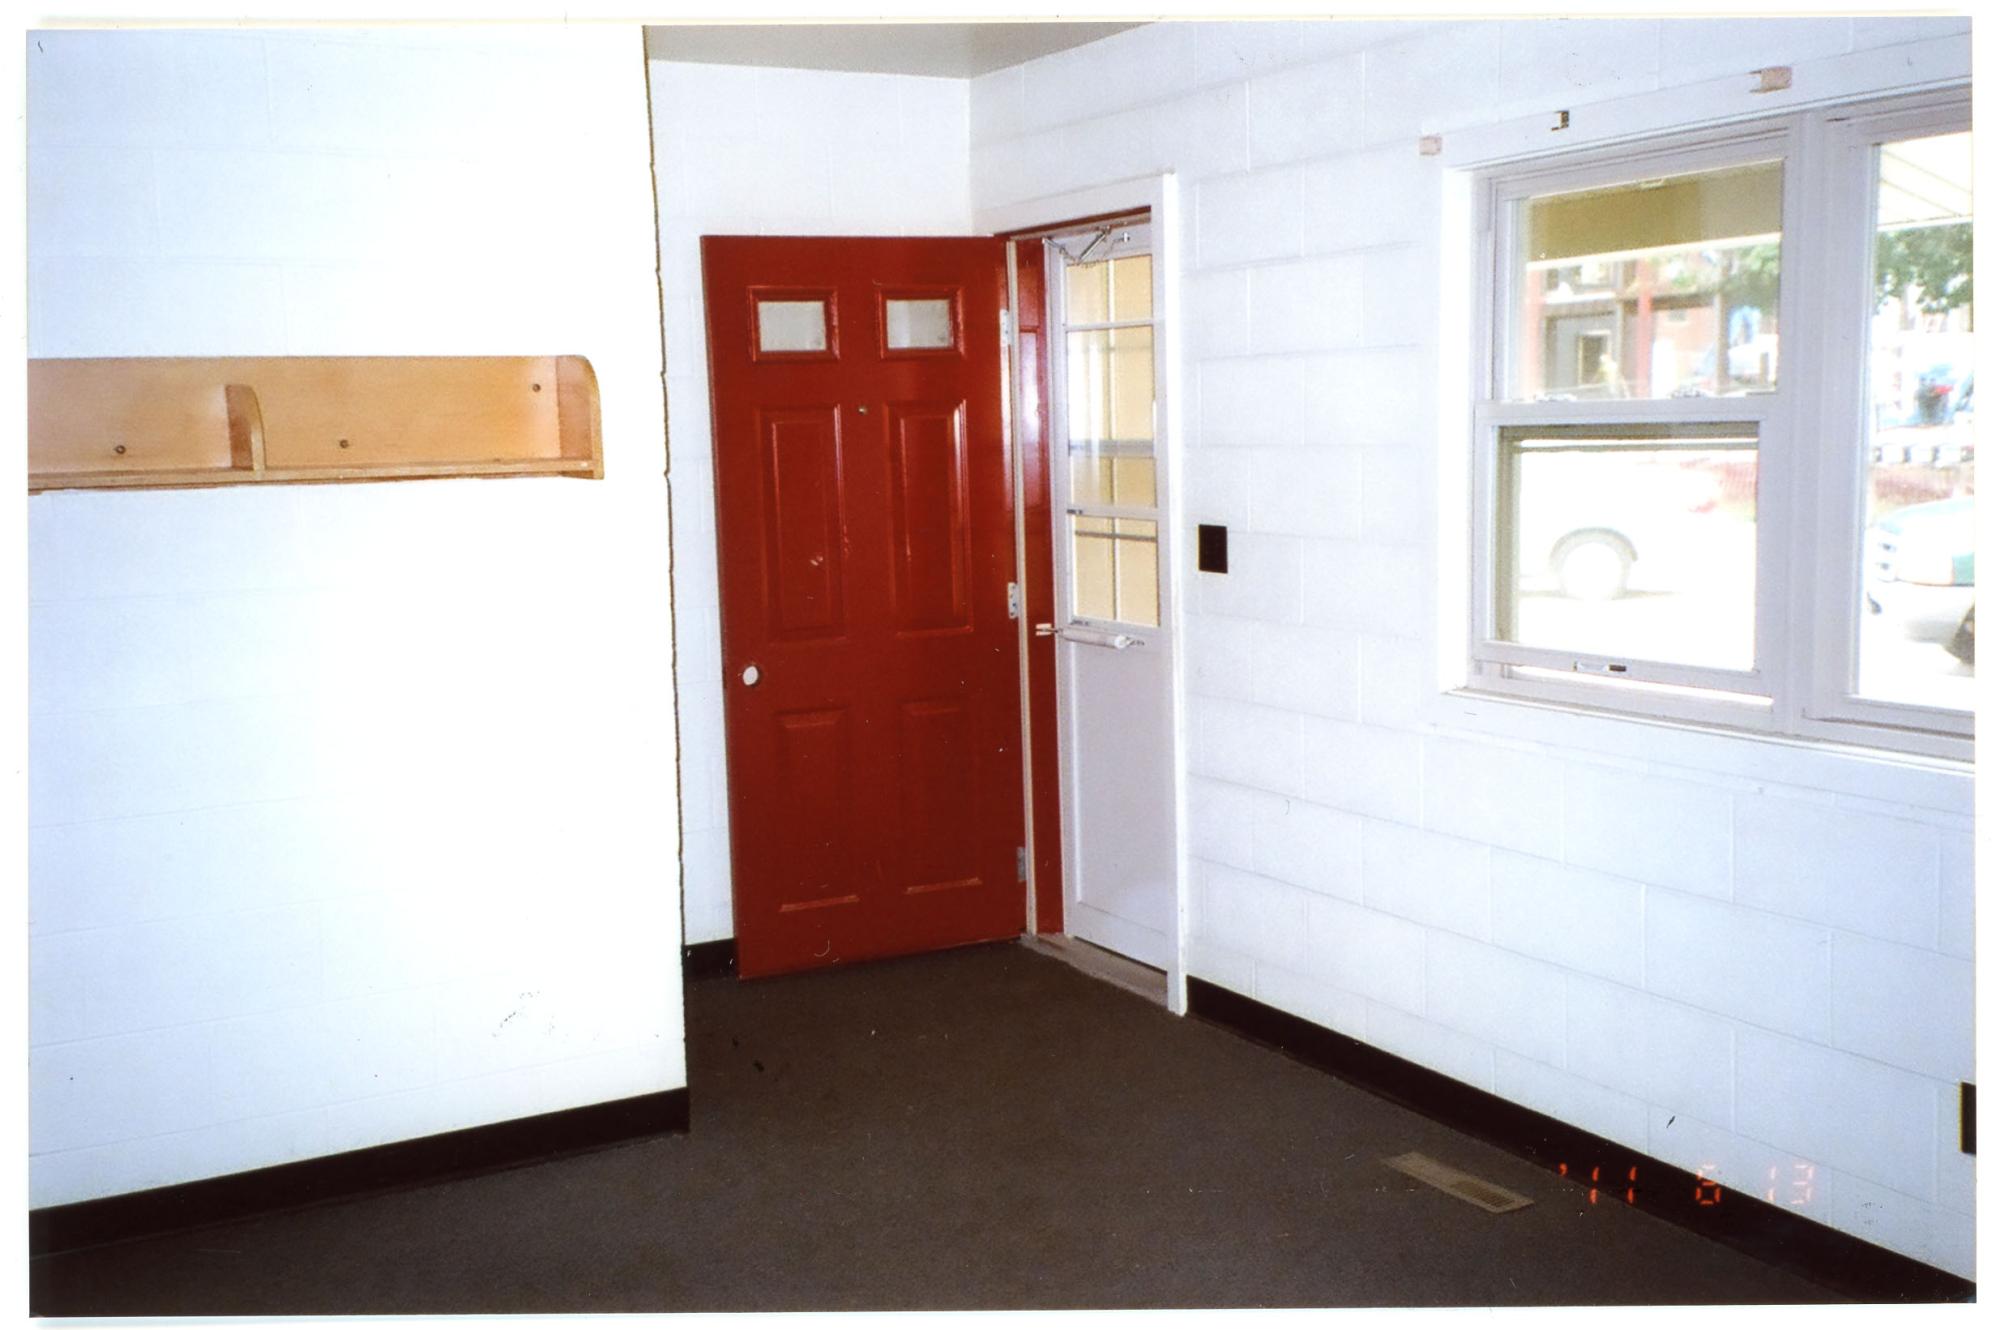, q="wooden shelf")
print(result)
[28,355,602,493]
